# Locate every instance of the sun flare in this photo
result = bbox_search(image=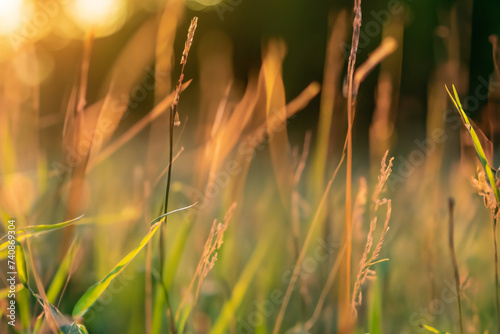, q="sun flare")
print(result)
[70,0,126,36]
[0,0,23,34]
